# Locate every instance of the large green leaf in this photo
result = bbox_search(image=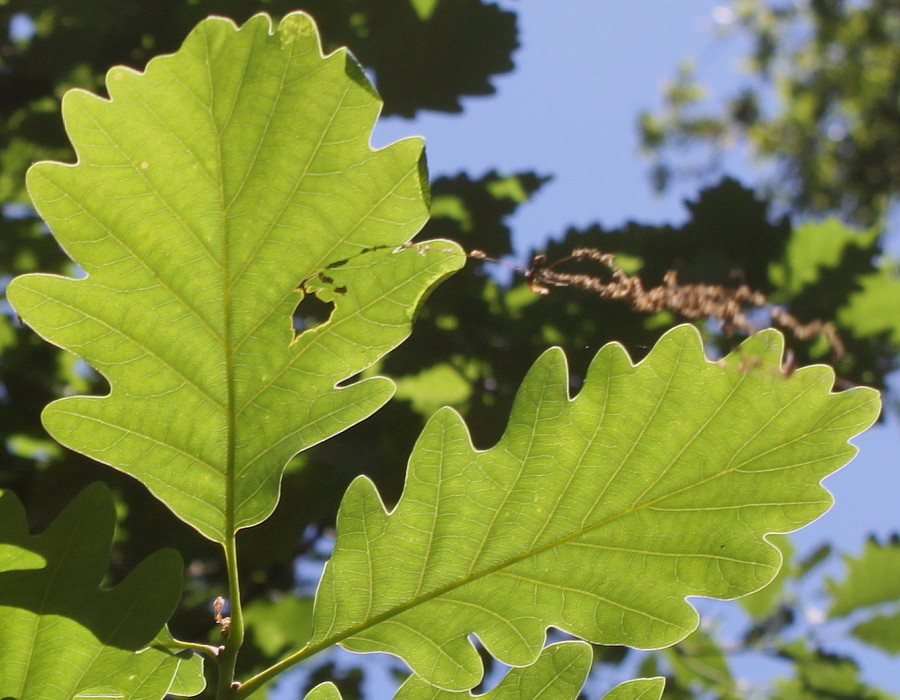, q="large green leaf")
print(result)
[0,483,204,699]
[311,325,879,690]
[7,12,464,542]
[297,643,597,699]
